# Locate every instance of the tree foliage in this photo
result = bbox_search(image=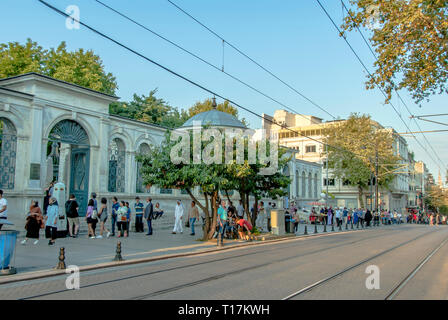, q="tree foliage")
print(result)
[425,184,448,213]
[0,38,117,95]
[341,0,448,103]
[137,129,290,239]
[109,89,189,128]
[324,113,400,207]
